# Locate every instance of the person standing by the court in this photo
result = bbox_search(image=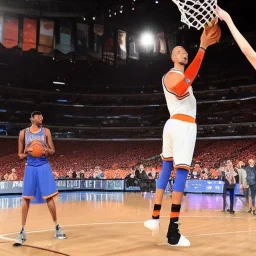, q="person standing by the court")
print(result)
[14,111,66,246]
[144,23,221,246]
[245,159,256,215]
[222,160,239,214]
